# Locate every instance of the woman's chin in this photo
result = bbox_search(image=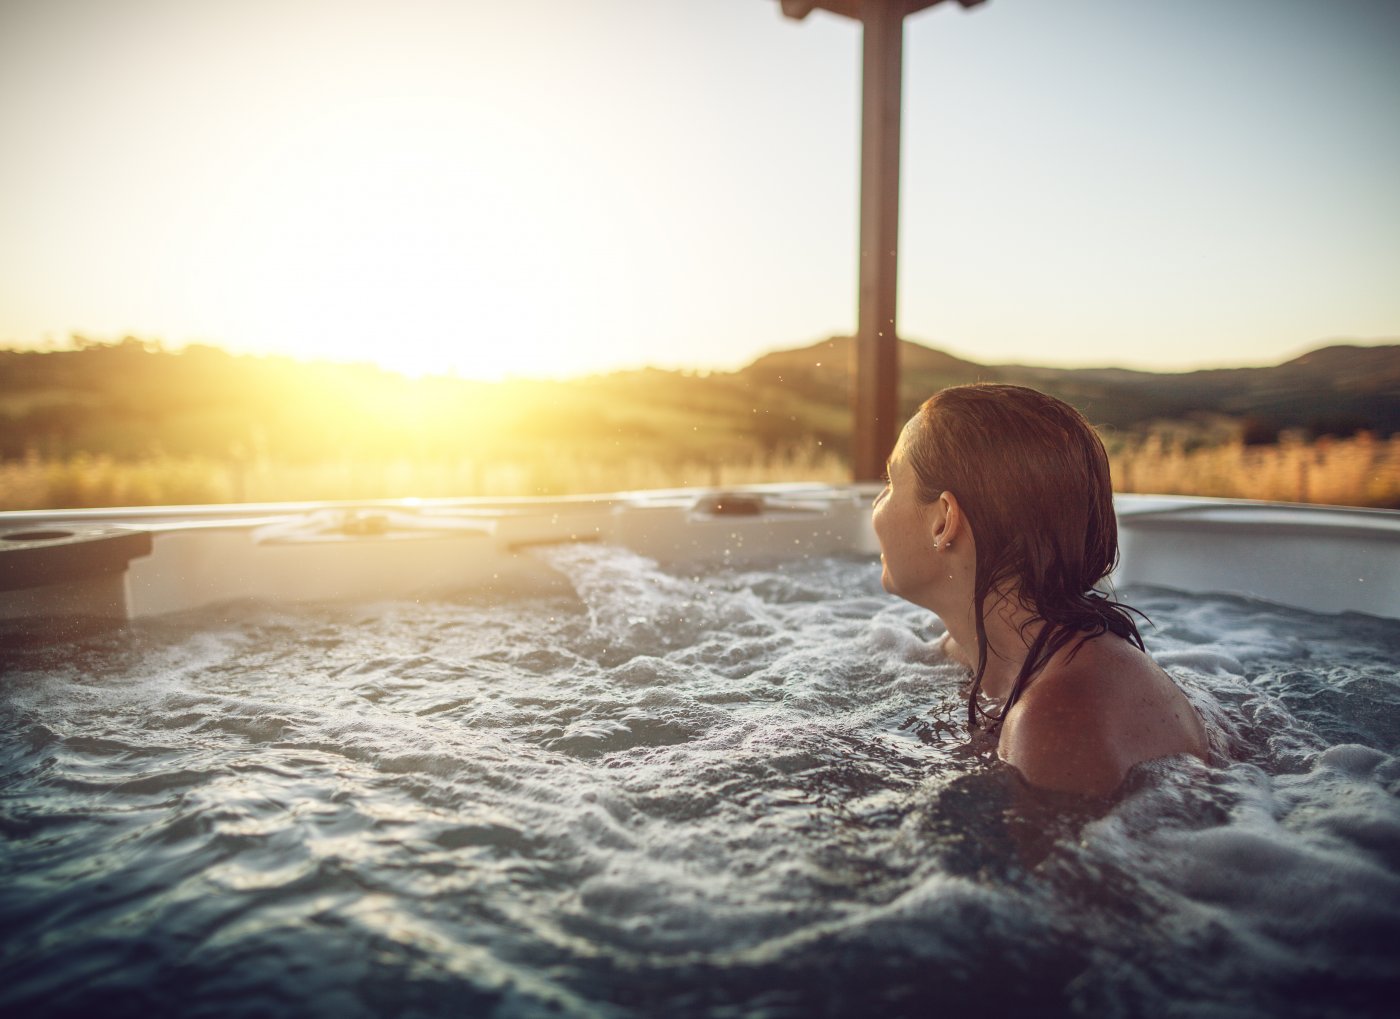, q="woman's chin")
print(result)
[879,565,896,595]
